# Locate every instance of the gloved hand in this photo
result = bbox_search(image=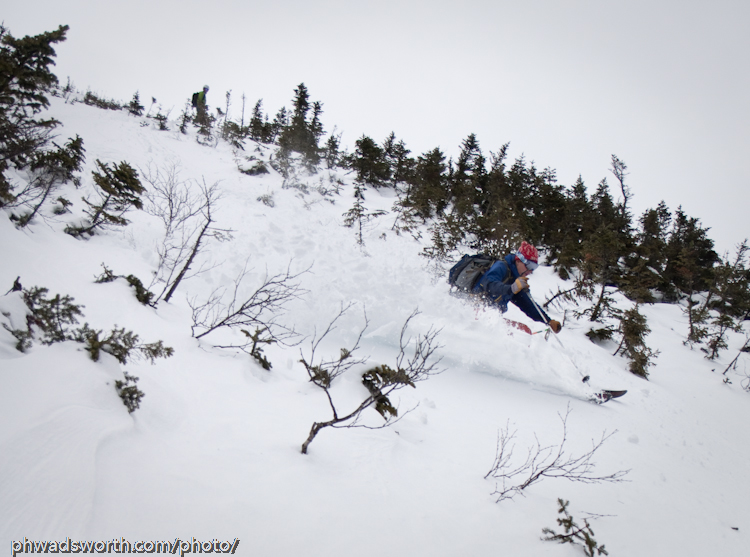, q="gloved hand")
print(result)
[549,319,562,333]
[511,276,529,294]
